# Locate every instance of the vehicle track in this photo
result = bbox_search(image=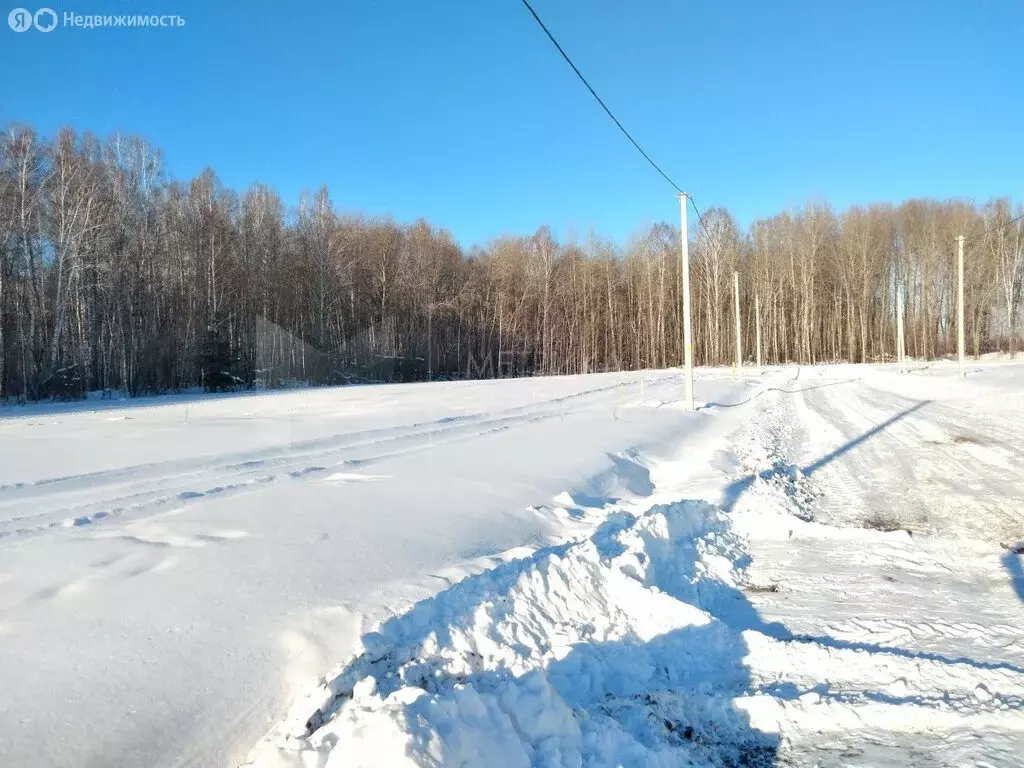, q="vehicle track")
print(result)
[0,375,678,539]
[799,377,1024,542]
